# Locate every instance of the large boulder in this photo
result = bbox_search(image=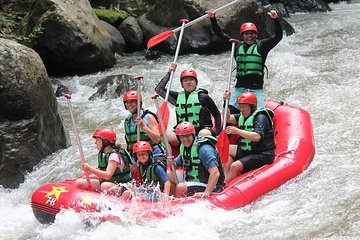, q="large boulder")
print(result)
[18,0,116,76]
[100,20,126,55]
[118,16,144,52]
[140,0,295,53]
[0,38,69,189]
